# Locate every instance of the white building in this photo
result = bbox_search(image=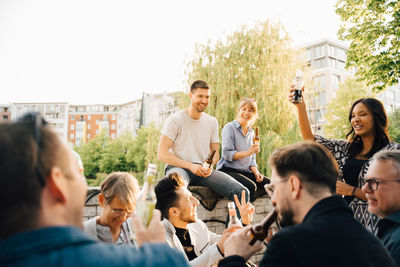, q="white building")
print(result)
[11,102,69,140]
